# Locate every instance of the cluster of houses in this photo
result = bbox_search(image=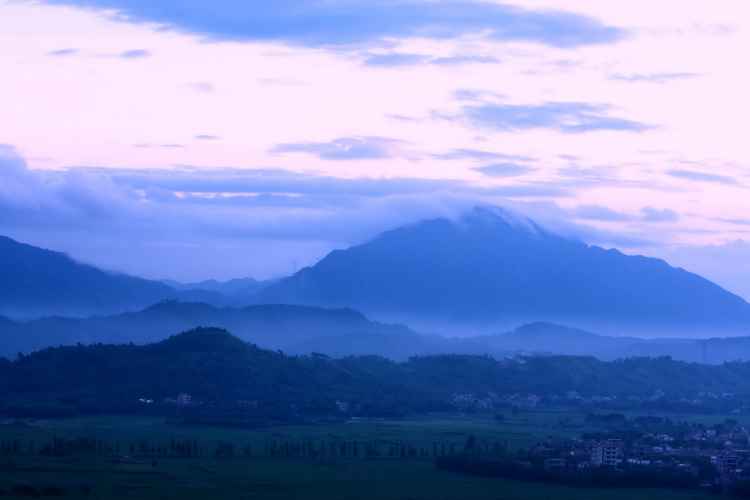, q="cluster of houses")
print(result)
[161,393,192,405]
[528,425,750,490]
